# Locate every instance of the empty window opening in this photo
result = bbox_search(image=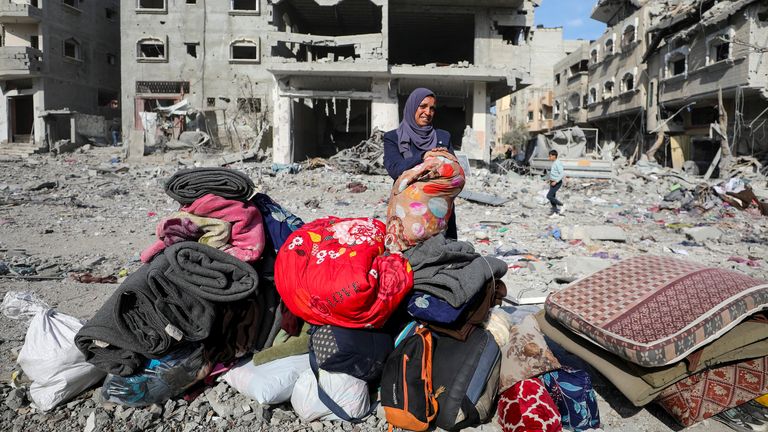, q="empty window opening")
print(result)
[137,38,166,60]
[589,88,597,104]
[527,111,534,122]
[187,0,196,3]
[231,0,257,11]
[106,8,118,20]
[668,54,686,77]
[759,7,768,21]
[230,40,259,62]
[495,25,530,46]
[590,48,599,64]
[622,25,636,48]
[98,90,119,108]
[63,38,81,60]
[648,81,654,106]
[554,101,560,119]
[291,98,371,161]
[30,36,39,50]
[138,0,165,10]
[709,35,731,63]
[582,94,588,108]
[555,73,561,85]
[605,38,614,56]
[690,107,718,126]
[273,0,381,36]
[569,60,588,77]
[237,98,261,113]
[603,81,614,99]
[273,41,357,63]
[568,93,581,110]
[185,43,198,58]
[390,12,474,65]
[621,73,634,92]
